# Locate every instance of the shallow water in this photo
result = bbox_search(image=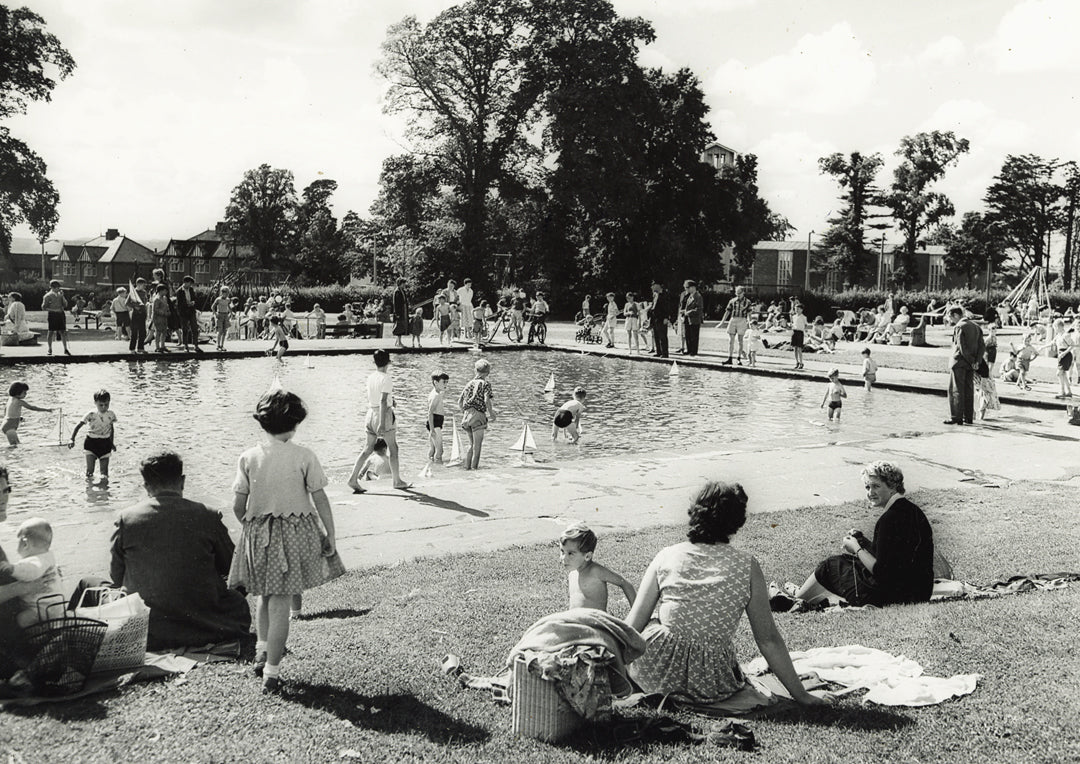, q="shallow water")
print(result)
[0,350,1023,535]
